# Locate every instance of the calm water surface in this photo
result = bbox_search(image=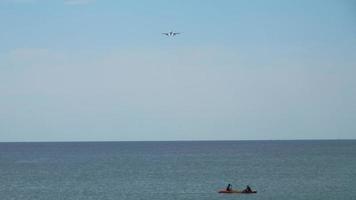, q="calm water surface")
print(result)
[0,140,355,200]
